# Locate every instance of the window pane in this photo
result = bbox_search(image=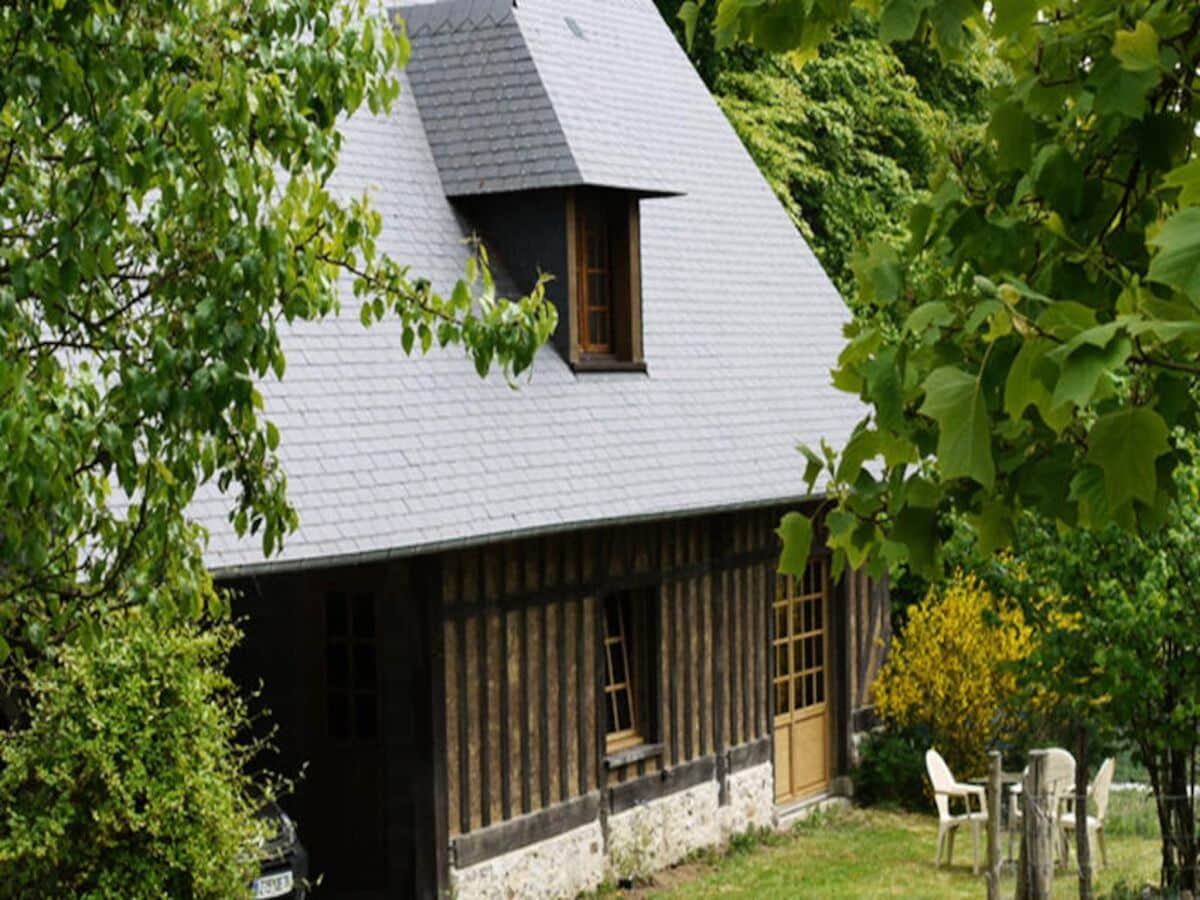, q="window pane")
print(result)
[610,642,627,685]
[774,606,788,639]
[352,593,374,638]
[775,680,789,715]
[815,671,825,704]
[355,693,378,739]
[614,689,632,732]
[775,643,789,678]
[605,692,618,736]
[354,645,376,690]
[328,693,349,739]
[327,643,348,689]
[813,598,823,631]
[814,636,824,668]
[327,592,348,637]
[604,599,620,639]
